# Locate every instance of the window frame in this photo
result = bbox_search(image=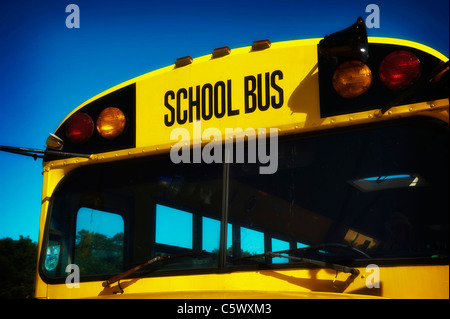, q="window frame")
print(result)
[39,116,450,284]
